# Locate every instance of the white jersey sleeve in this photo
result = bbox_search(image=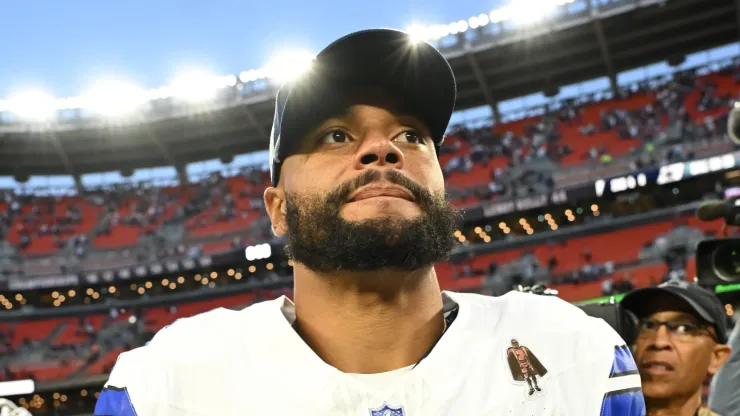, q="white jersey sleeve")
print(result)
[569,316,646,416]
[94,307,244,416]
[94,343,173,416]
